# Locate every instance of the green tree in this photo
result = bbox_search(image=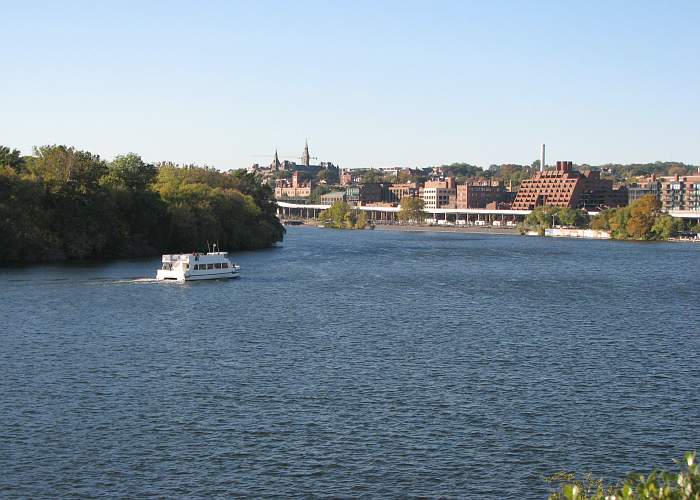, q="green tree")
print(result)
[0,146,25,172]
[398,197,426,223]
[319,201,351,229]
[525,206,589,233]
[651,214,683,240]
[556,207,589,227]
[626,195,661,239]
[396,170,413,183]
[317,166,339,185]
[355,210,367,229]
[0,144,284,262]
[319,201,352,229]
[101,153,157,191]
[590,195,683,241]
[27,145,107,192]
[361,170,384,184]
[318,201,367,230]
